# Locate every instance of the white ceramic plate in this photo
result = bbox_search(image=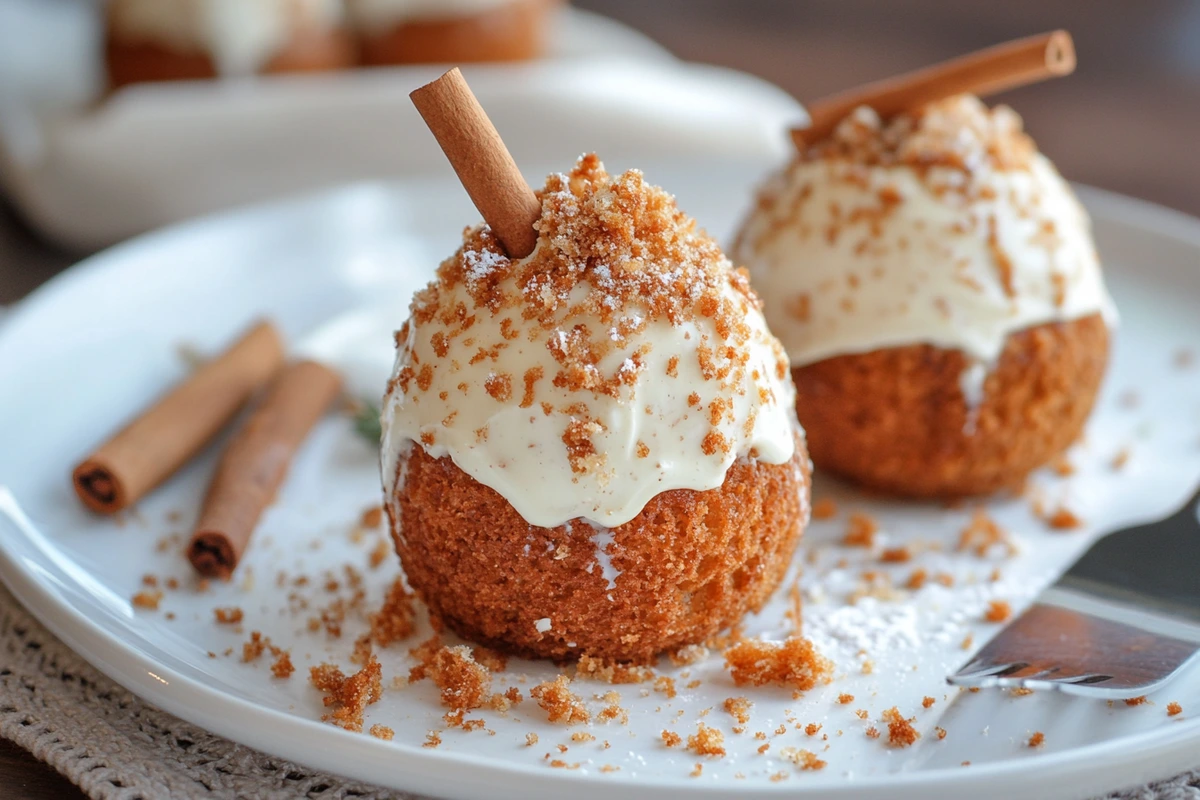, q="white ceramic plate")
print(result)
[1,167,1200,800]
